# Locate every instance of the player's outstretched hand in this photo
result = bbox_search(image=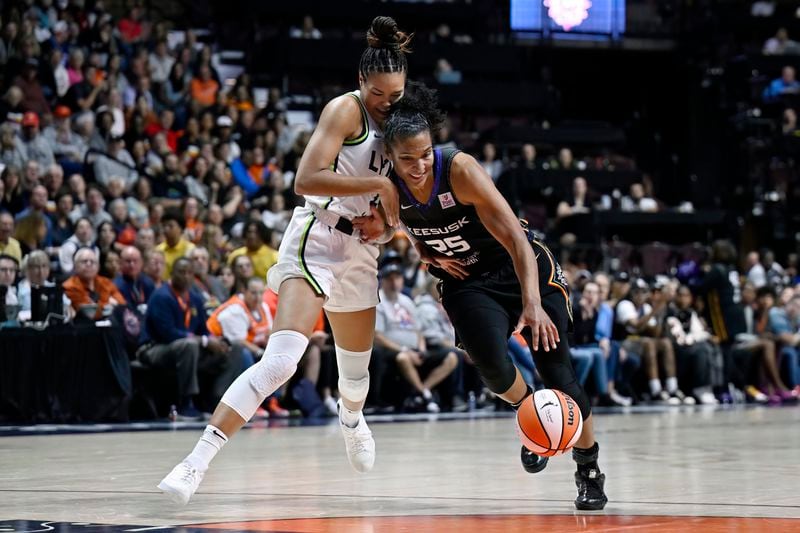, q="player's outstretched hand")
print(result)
[353,205,387,243]
[514,302,559,352]
[418,244,469,279]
